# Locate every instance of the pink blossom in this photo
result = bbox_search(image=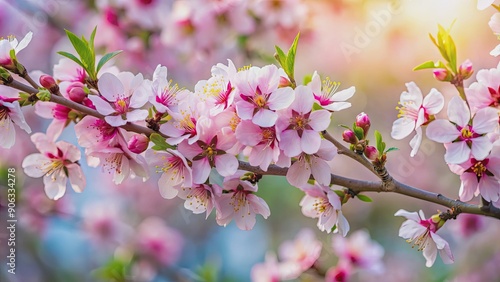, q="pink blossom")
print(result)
[127,134,149,154]
[251,253,285,282]
[74,116,121,153]
[235,120,282,171]
[426,96,498,164]
[395,209,454,267]
[391,82,444,157]
[177,116,238,184]
[22,133,85,200]
[277,85,331,157]
[0,95,31,148]
[88,72,148,127]
[216,171,270,230]
[0,31,32,66]
[177,183,222,219]
[286,140,337,187]
[450,145,500,202]
[234,64,295,127]
[135,217,184,266]
[251,0,307,29]
[81,202,130,246]
[146,149,192,199]
[332,230,384,273]
[146,64,187,114]
[465,63,500,112]
[299,183,349,235]
[277,228,322,277]
[53,58,87,83]
[310,71,355,112]
[325,263,351,282]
